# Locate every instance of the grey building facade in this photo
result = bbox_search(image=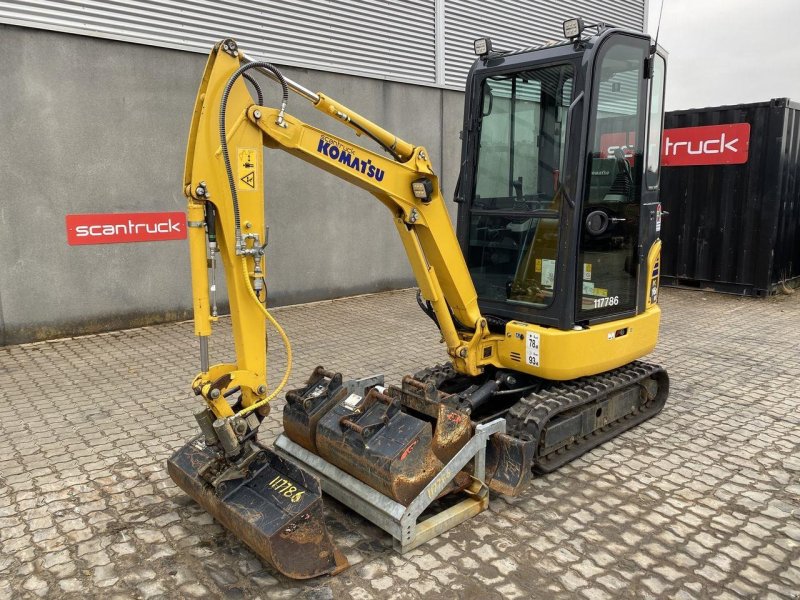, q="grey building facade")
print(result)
[0,1,645,344]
